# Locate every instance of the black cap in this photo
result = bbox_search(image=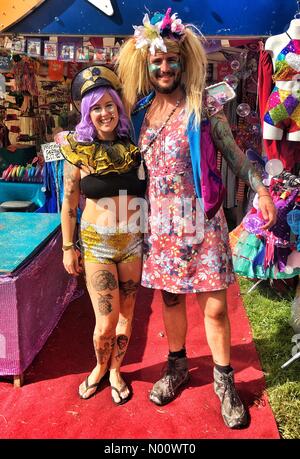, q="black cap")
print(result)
[71,65,122,111]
